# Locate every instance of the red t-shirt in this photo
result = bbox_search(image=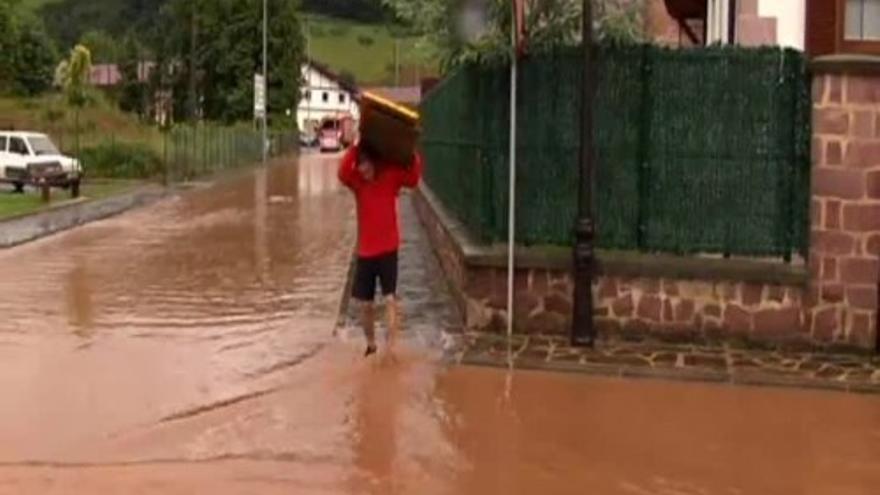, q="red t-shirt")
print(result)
[338,146,423,258]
